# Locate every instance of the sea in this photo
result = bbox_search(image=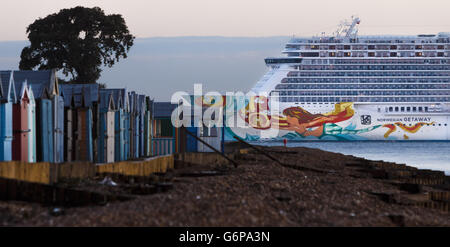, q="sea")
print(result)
[254,141,450,175]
